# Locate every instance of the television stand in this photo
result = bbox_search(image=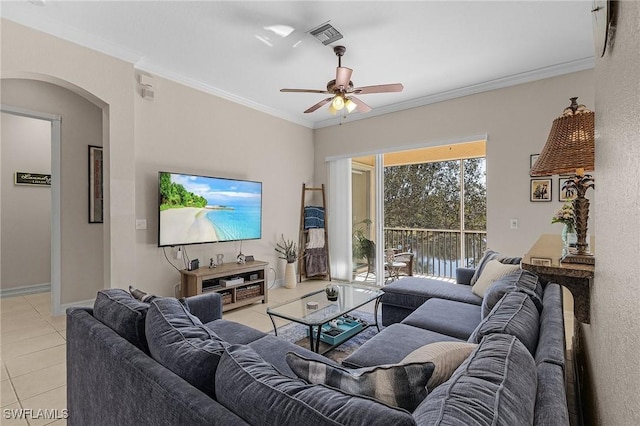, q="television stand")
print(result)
[180,260,268,312]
